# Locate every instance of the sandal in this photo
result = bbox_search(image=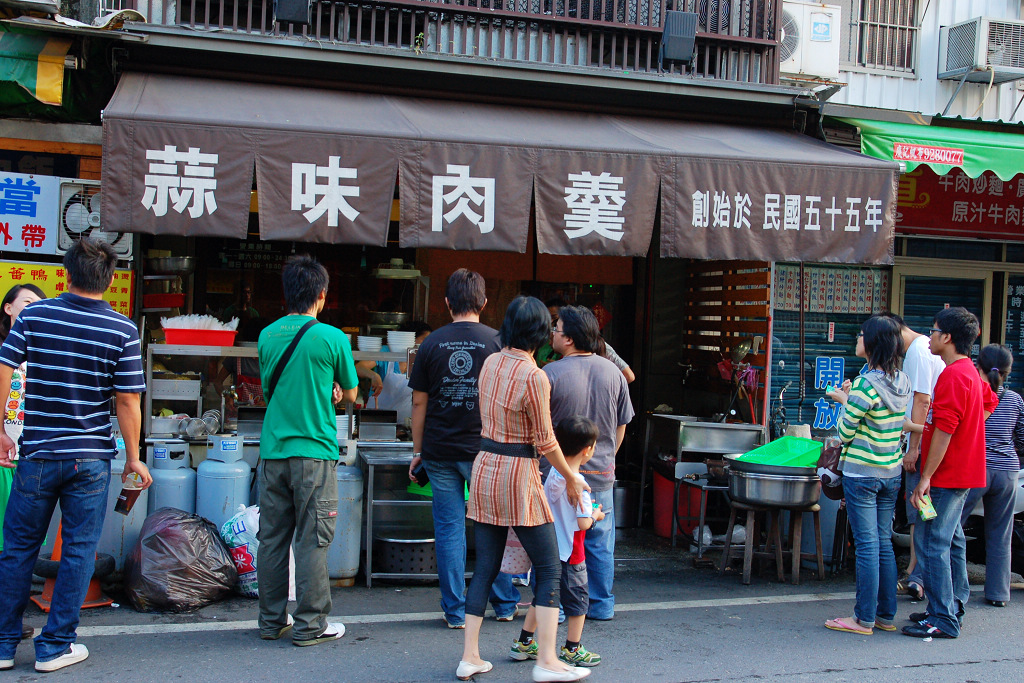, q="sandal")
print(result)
[874,621,897,632]
[825,617,873,635]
